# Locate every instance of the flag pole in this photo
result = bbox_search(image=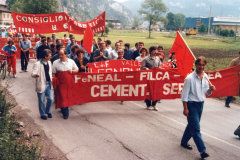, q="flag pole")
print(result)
[177,31,213,86]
